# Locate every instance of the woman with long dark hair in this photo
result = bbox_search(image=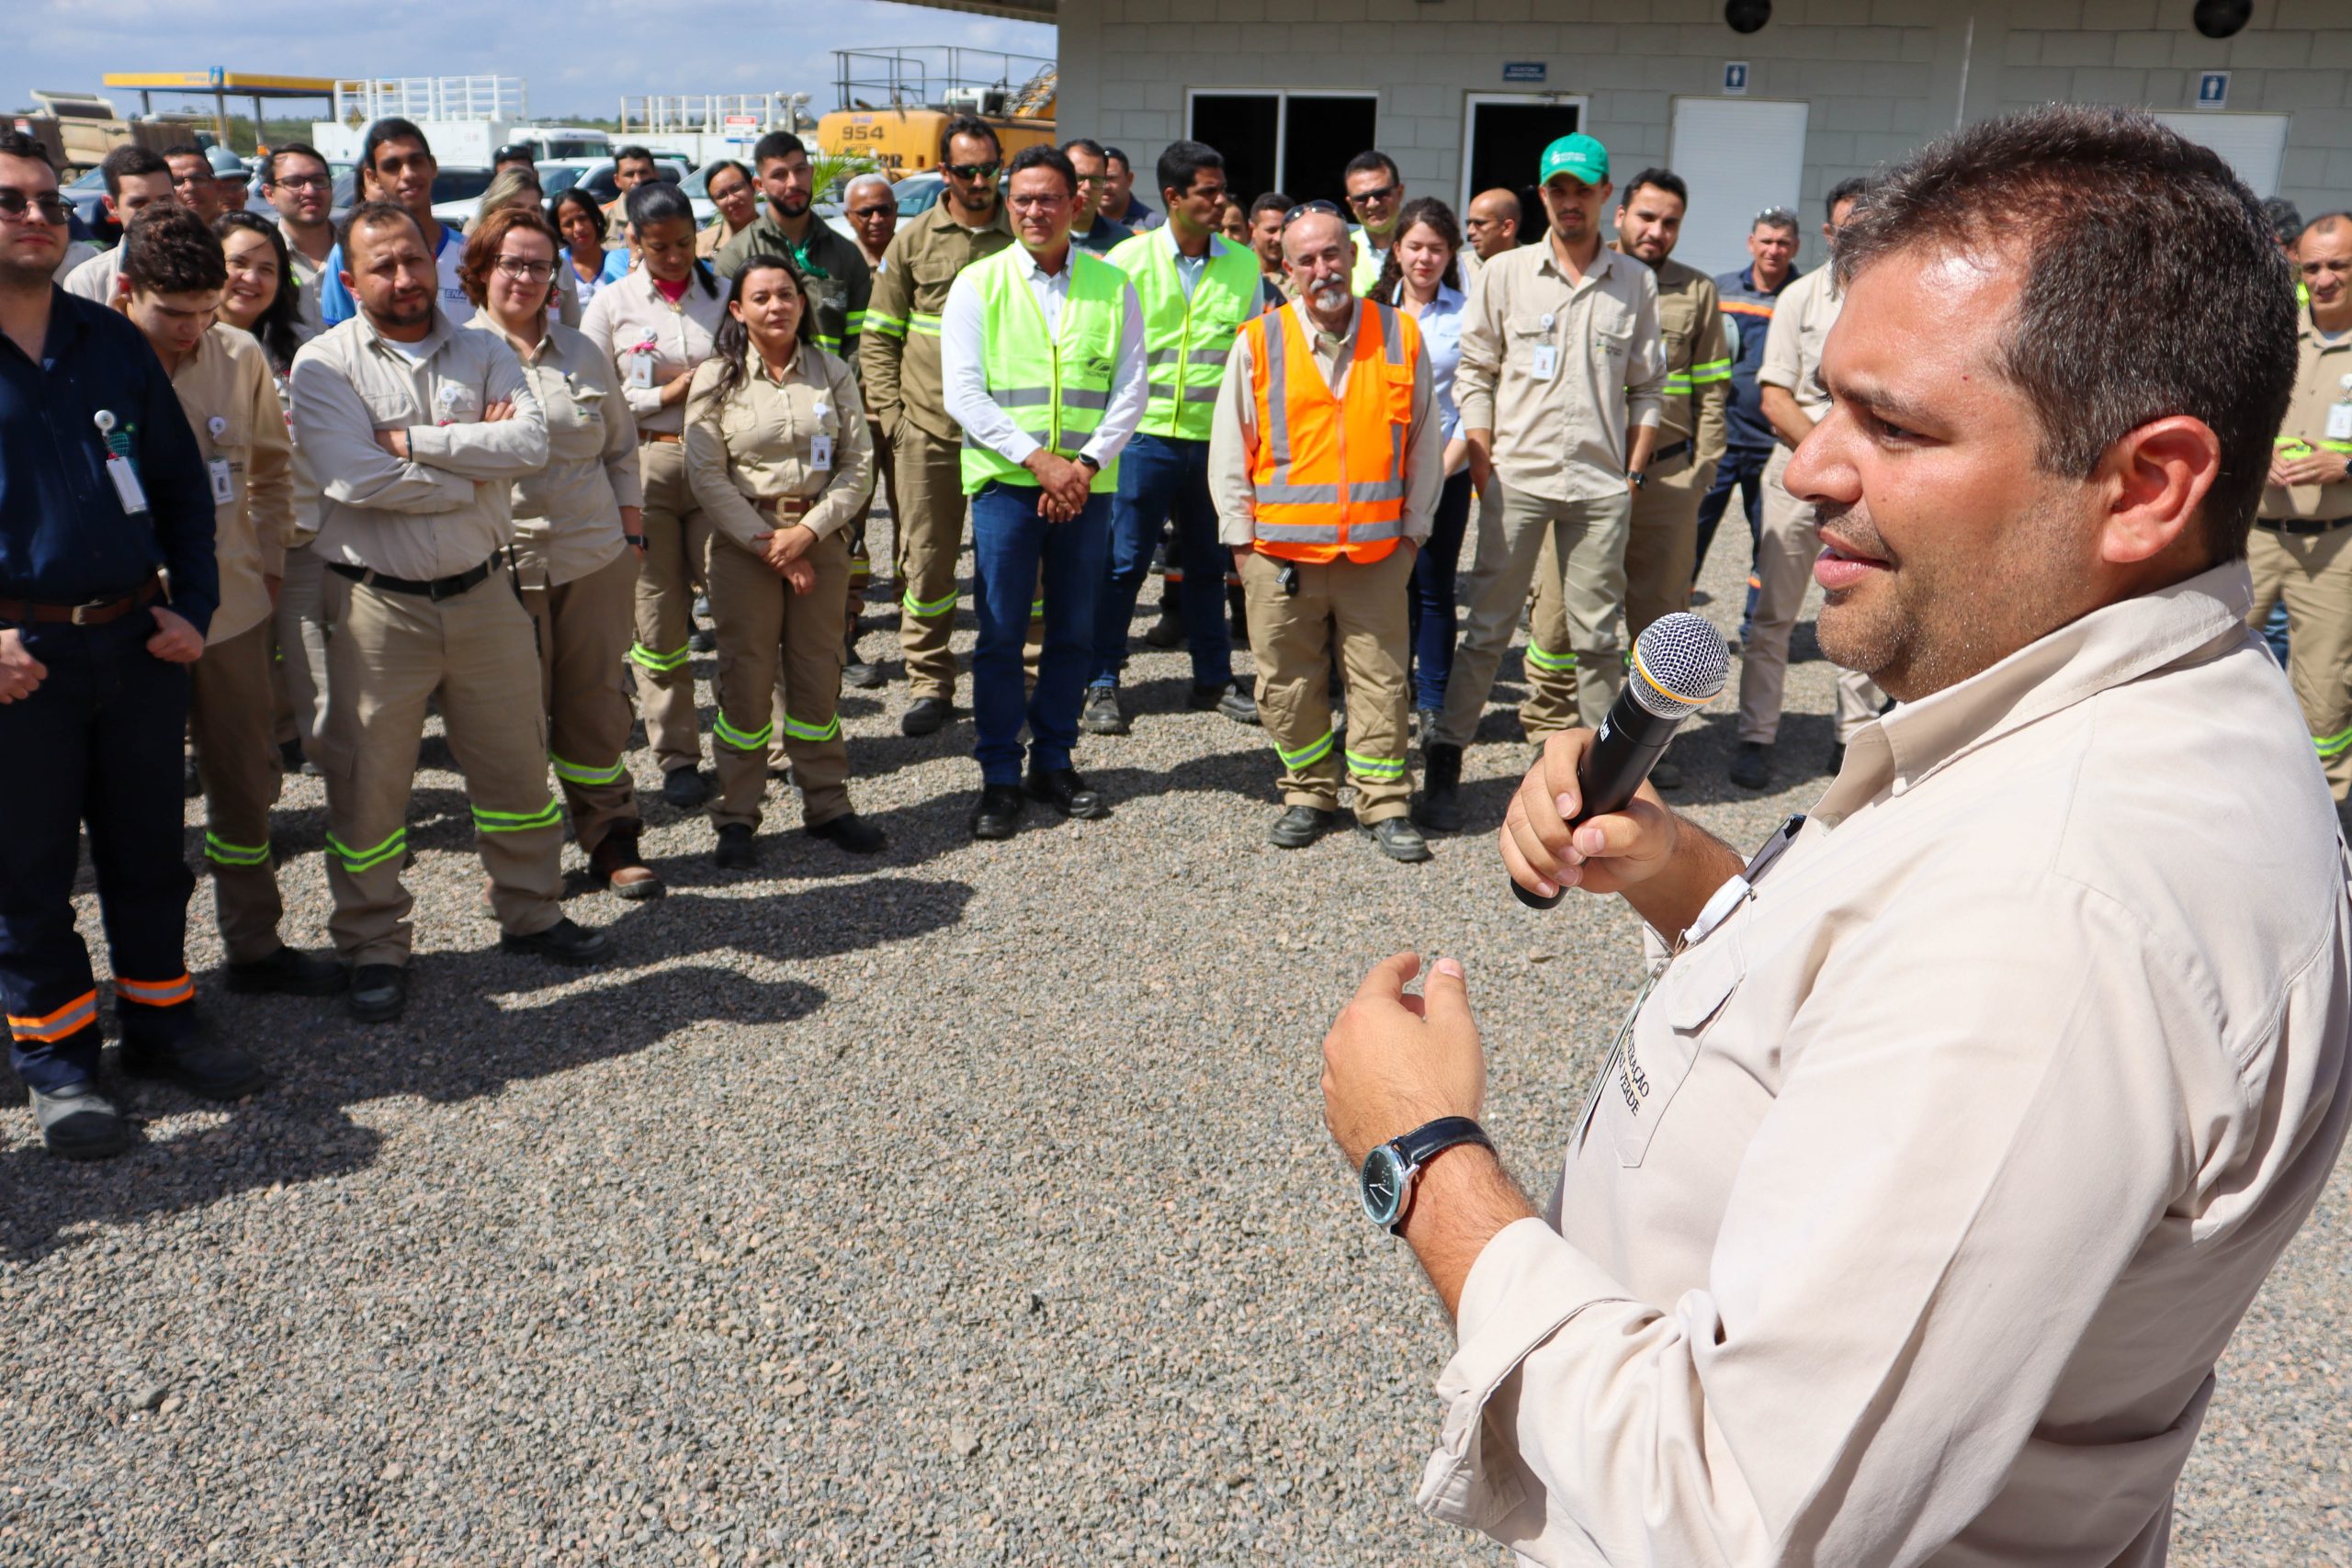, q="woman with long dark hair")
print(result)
[462,205,662,897]
[1370,197,1475,739]
[213,209,306,375]
[553,186,619,312]
[684,256,882,869]
[581,182,730,807]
